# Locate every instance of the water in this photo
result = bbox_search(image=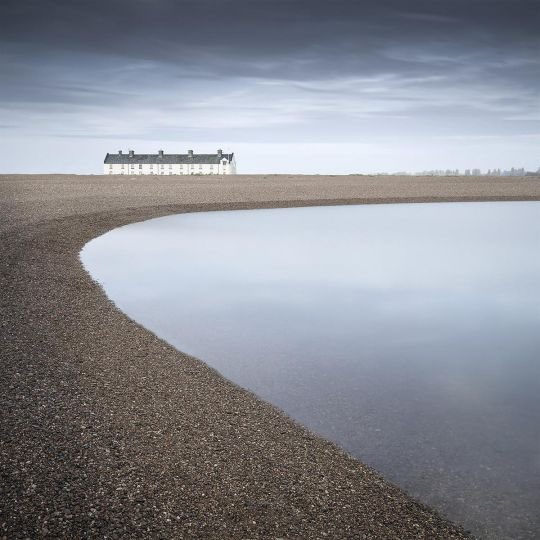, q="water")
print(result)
[81,202,540,539]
